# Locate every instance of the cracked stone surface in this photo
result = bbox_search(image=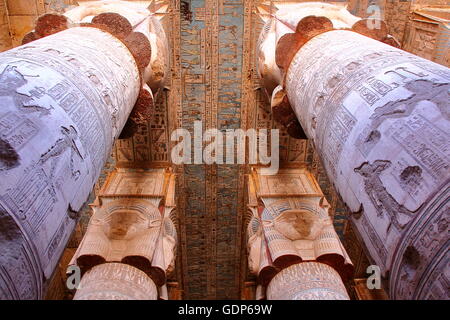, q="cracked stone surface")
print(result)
[0,27,140,299]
